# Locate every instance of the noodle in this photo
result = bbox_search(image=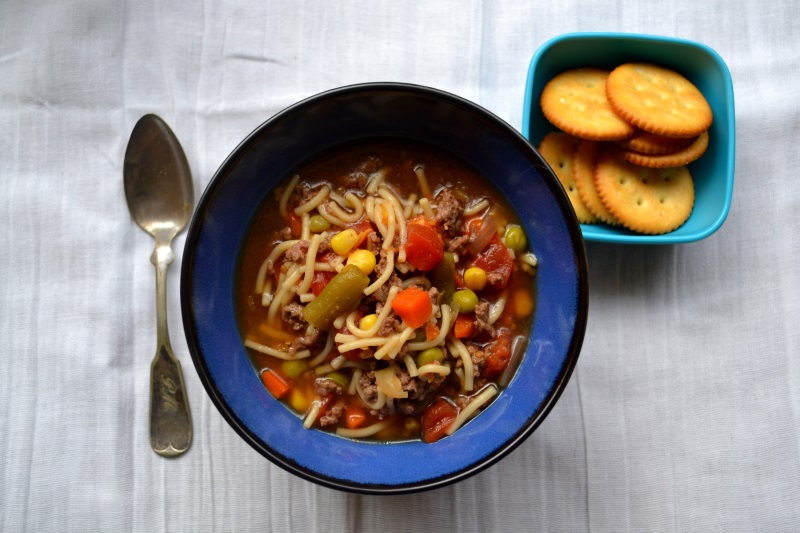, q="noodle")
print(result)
[488,291,507,325]
[260,277,274,307]
[401,276,430,290]
[344,286,400,338]
[326,192,364,223]
[448,339,474,391]
[300,212,311,240]
[308,331,335,367]
[355,374,386,410]
[408,304,455,351]
[267,265,305,322]
[414,166,432,199]
[279,174,300,219]
[446,384,498,436]
[416,363,451,377]
[316,202,350,228]
[404,354,419,377]
[336,420,391,438]
[244,339,311,360]
[378,186,407,258]
[419,197,435,220]
[366,168,387,194]
[363,250,394,296]
[374,327,415,360]
[294,184,330,215]
[336,336,389,353]
[303,399,322,428]
[463,198,490,216]
[297,233,323,296]
[255,258,270,294]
